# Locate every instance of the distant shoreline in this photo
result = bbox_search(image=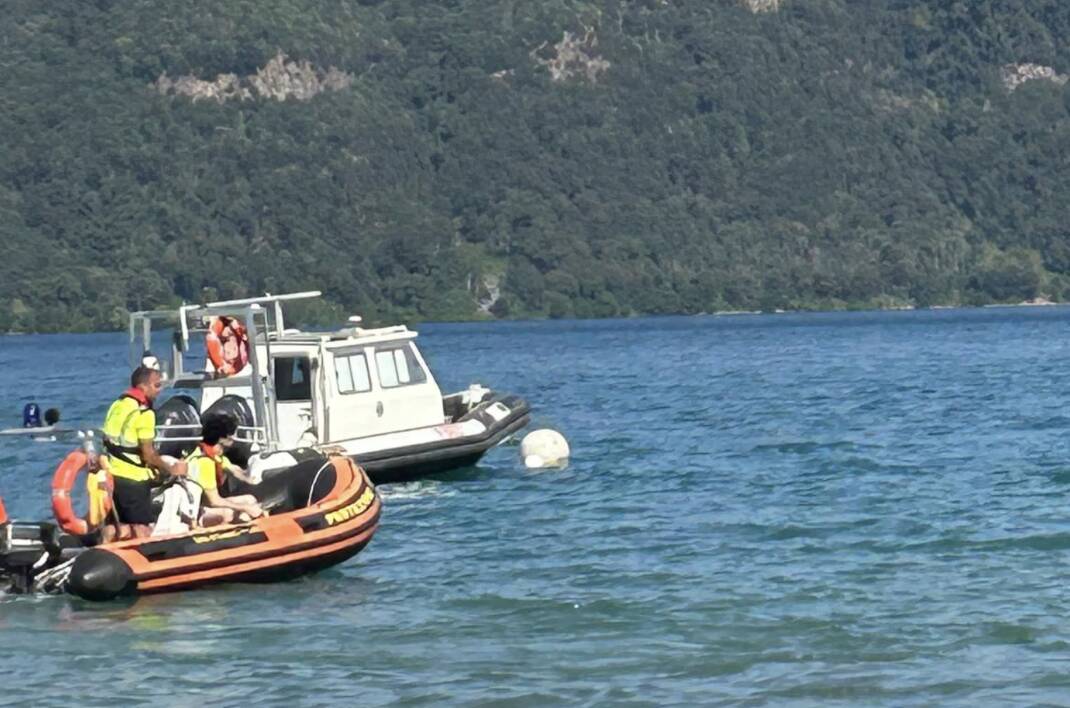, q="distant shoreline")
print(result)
[5,298,1070,336]
[707,297,1063,318]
